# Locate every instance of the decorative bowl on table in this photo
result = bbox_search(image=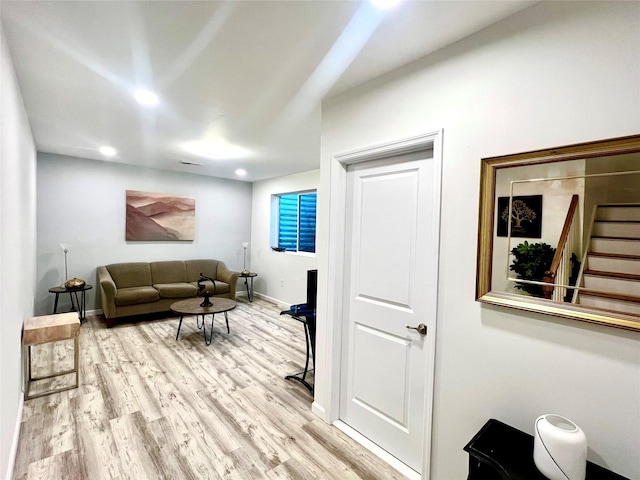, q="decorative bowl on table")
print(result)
[64,278,86,289]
